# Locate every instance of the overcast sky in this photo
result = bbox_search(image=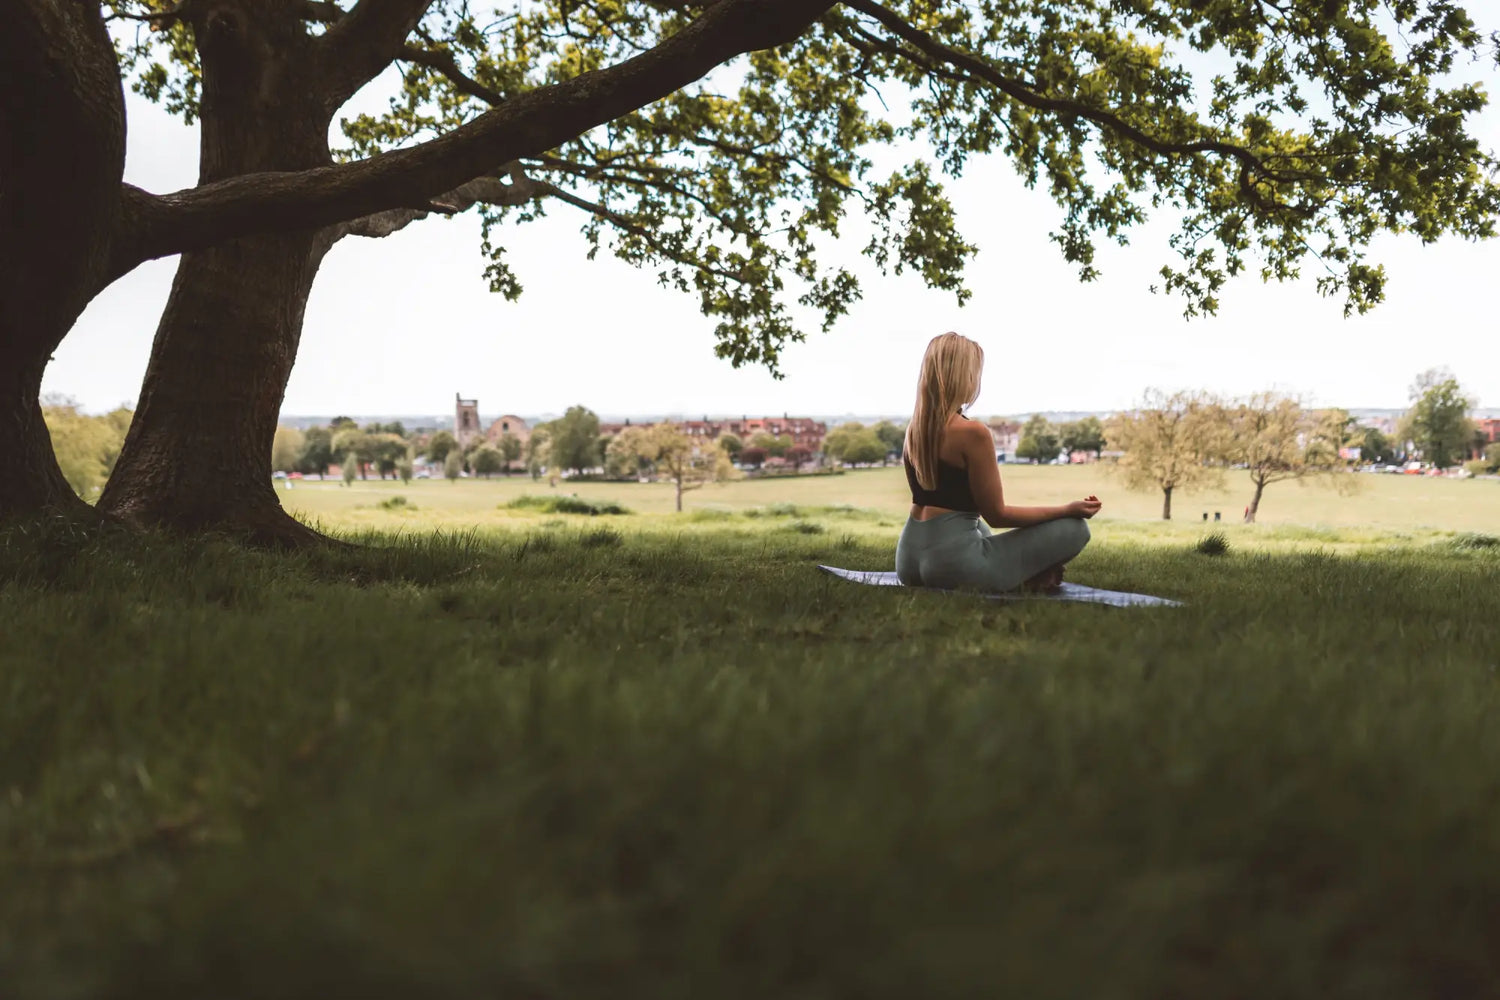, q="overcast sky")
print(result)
[48,76,1499,421]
